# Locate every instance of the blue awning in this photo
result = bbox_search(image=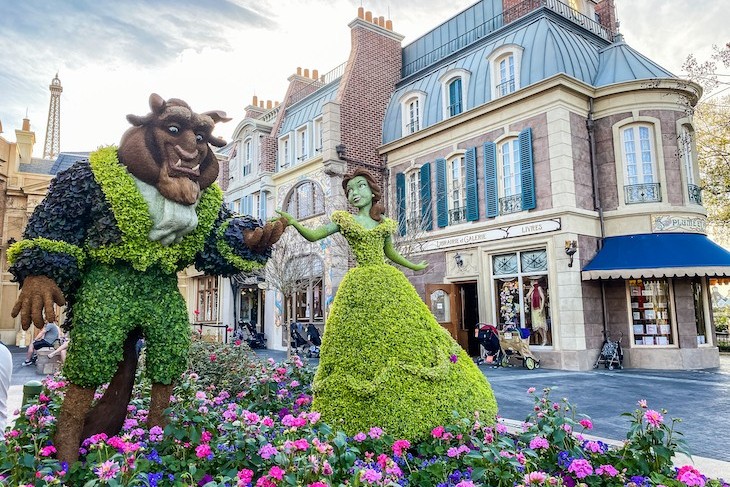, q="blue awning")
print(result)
[582,233,730,280]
